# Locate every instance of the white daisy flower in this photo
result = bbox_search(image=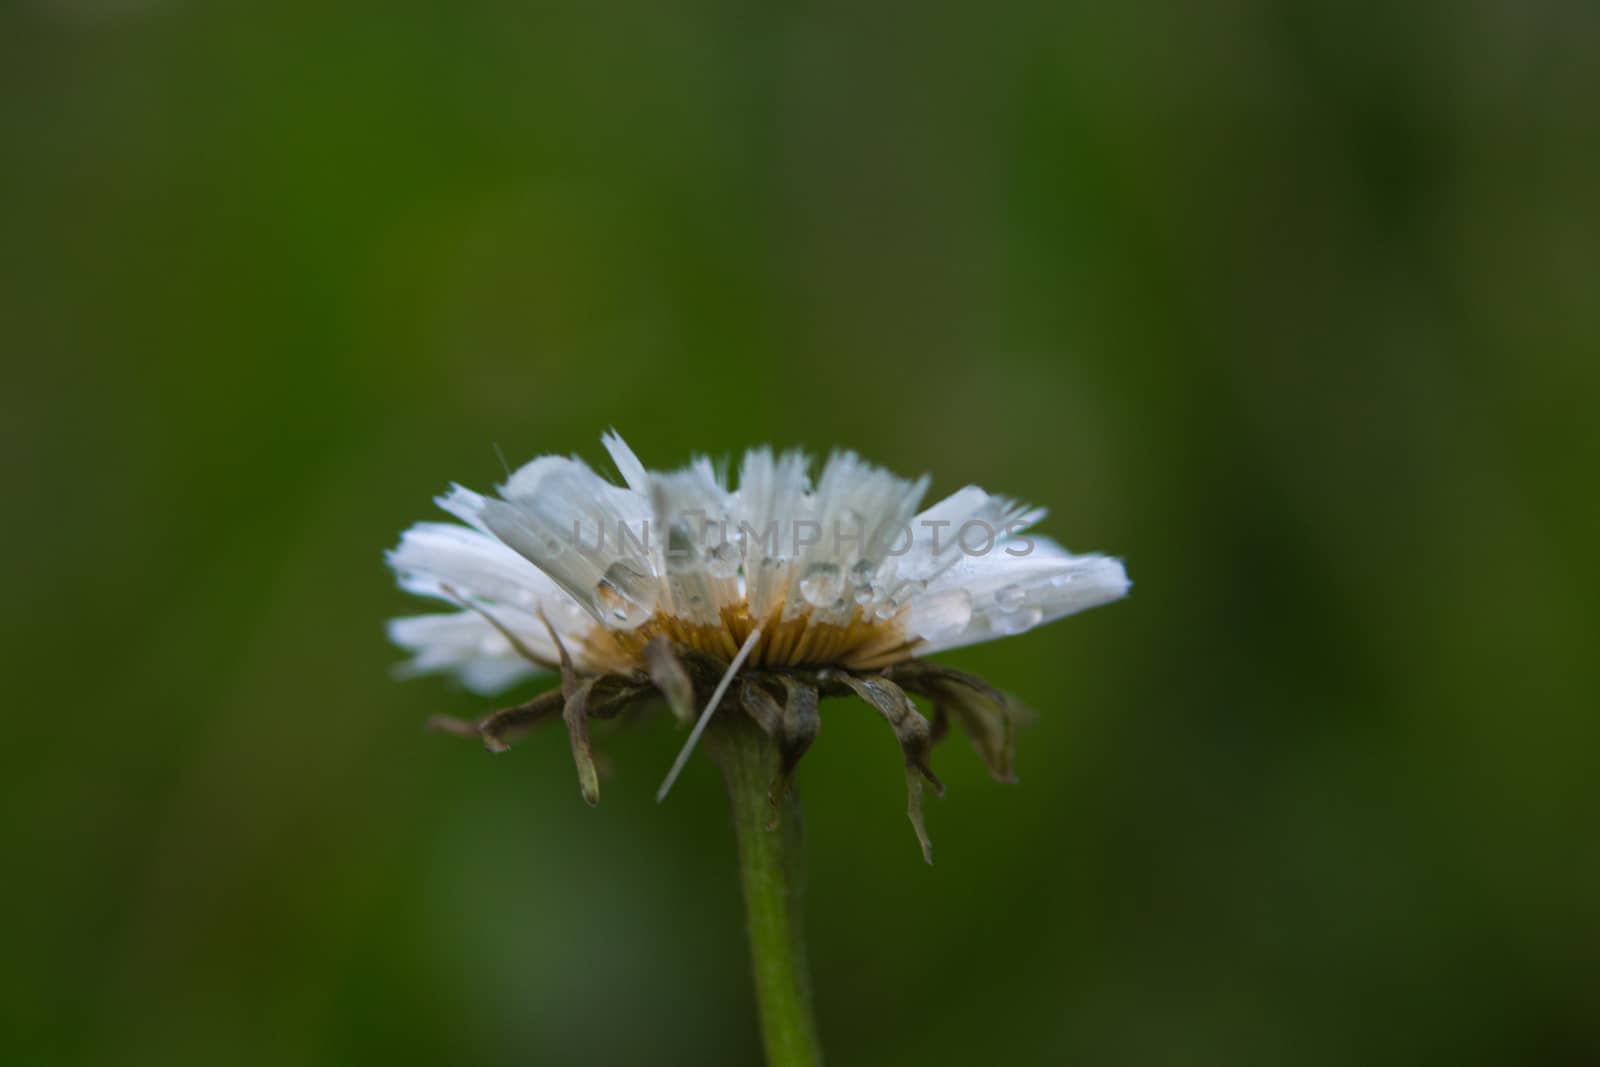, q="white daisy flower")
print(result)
[388,431,1128,860]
